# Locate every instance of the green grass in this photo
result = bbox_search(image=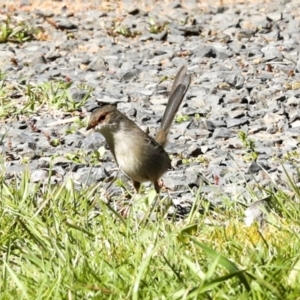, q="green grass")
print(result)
[1,71,300,299]
[0,73,93,119]
[107,20,140,38]
[147,18,168,34]
[0,16,40,43]
[1,163,300,299]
